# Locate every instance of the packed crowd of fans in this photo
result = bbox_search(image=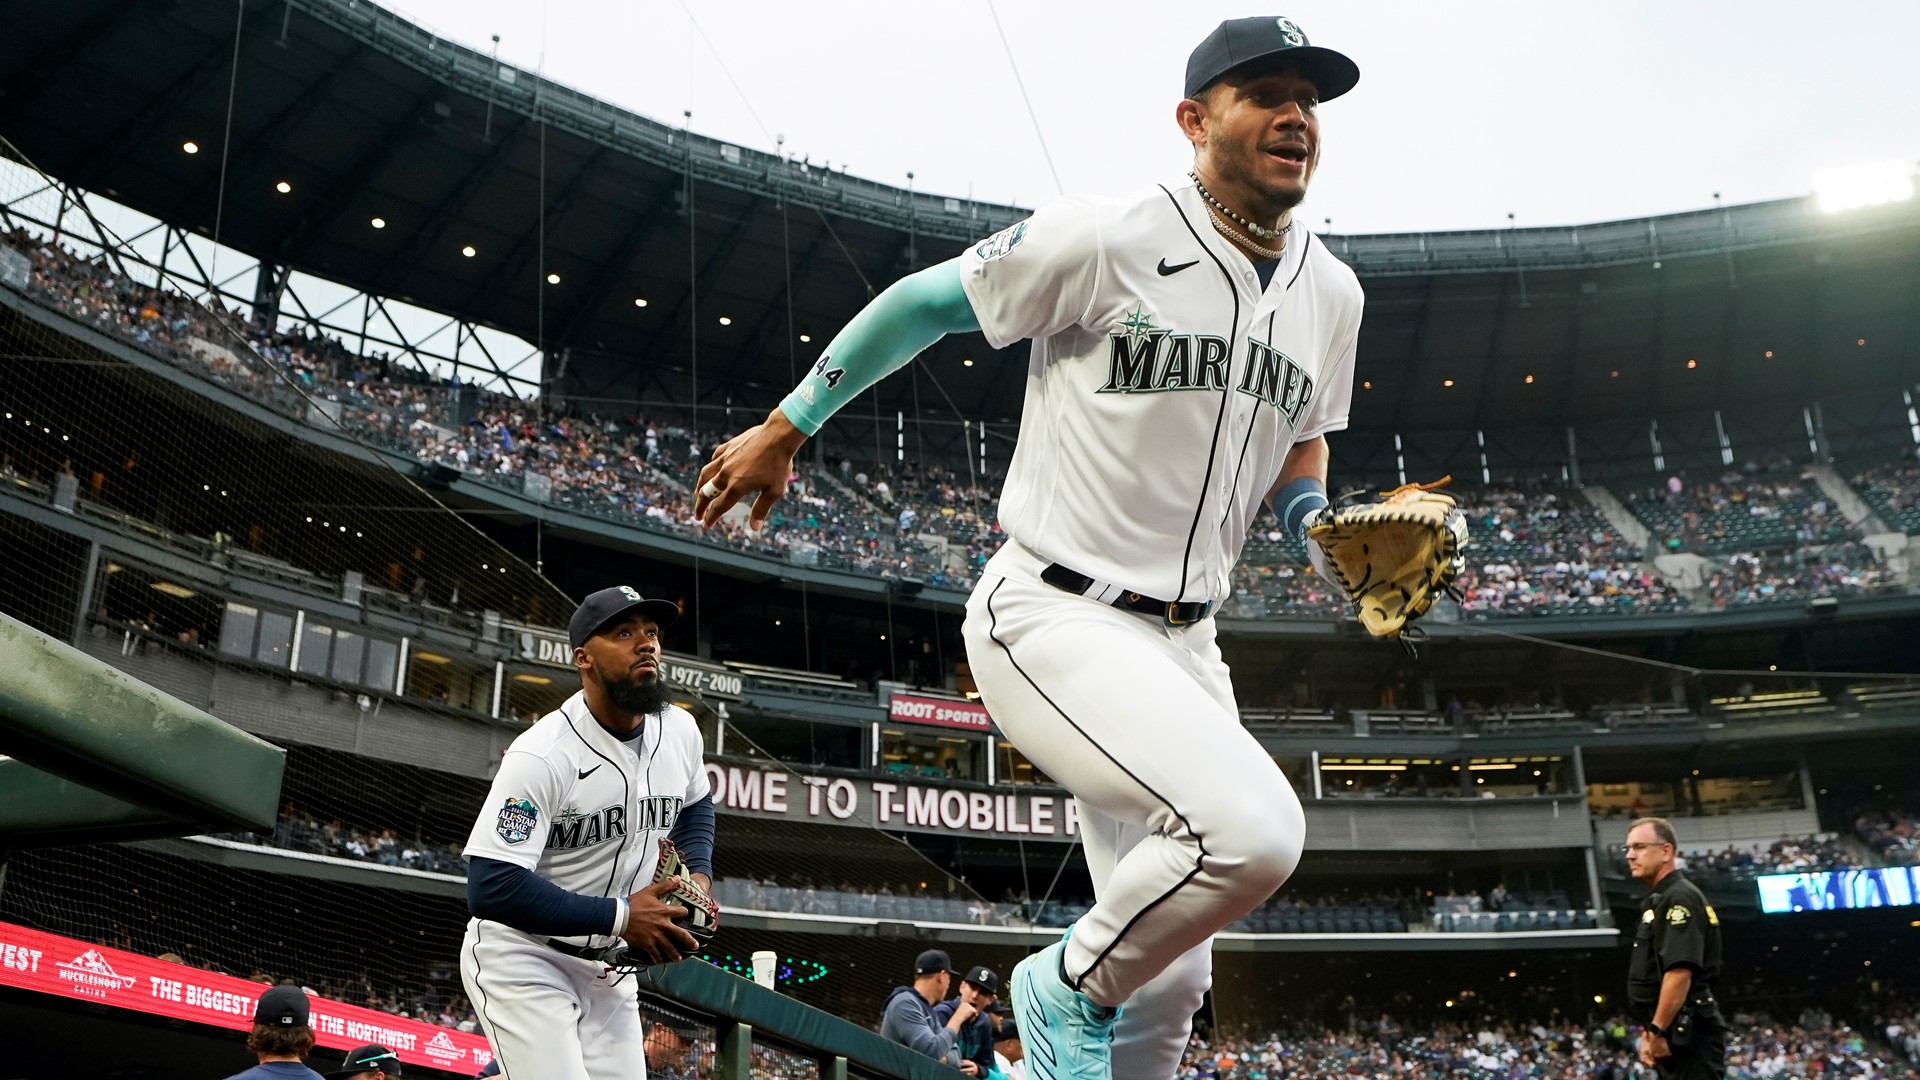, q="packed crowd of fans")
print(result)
[8,229,1913,621]
[1855,809,1920,865]
[1179,1006,1920,1080]
[209,802,468,875]
[1851,456,1920,536]
[1703,543,1901,607]
[1626,465,1854,555]
[1450,486,1690,618]
[1682,835,1862,877]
